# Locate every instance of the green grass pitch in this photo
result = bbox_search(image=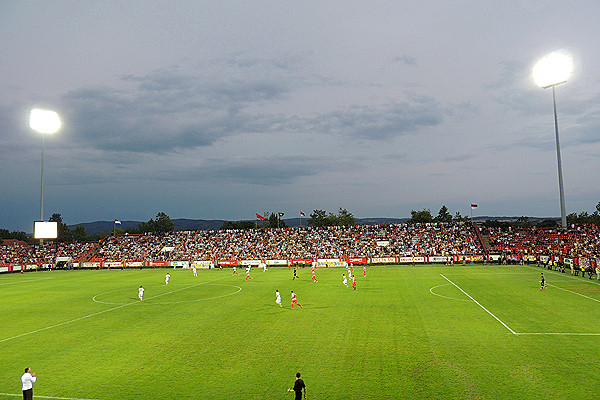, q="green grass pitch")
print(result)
[1,265,600,399]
